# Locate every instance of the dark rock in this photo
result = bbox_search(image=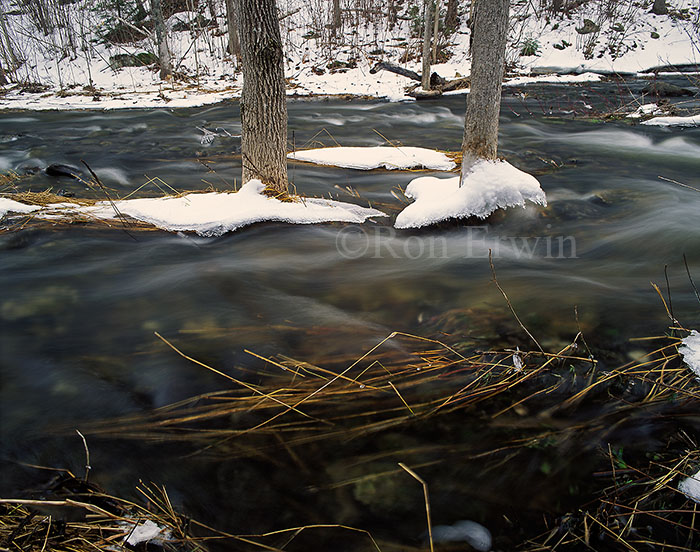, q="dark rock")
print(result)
[641,63,700,73]
[576,19,600,35]
[108,52,158,70]
[45,164,82,178]
[642,81,694,97]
